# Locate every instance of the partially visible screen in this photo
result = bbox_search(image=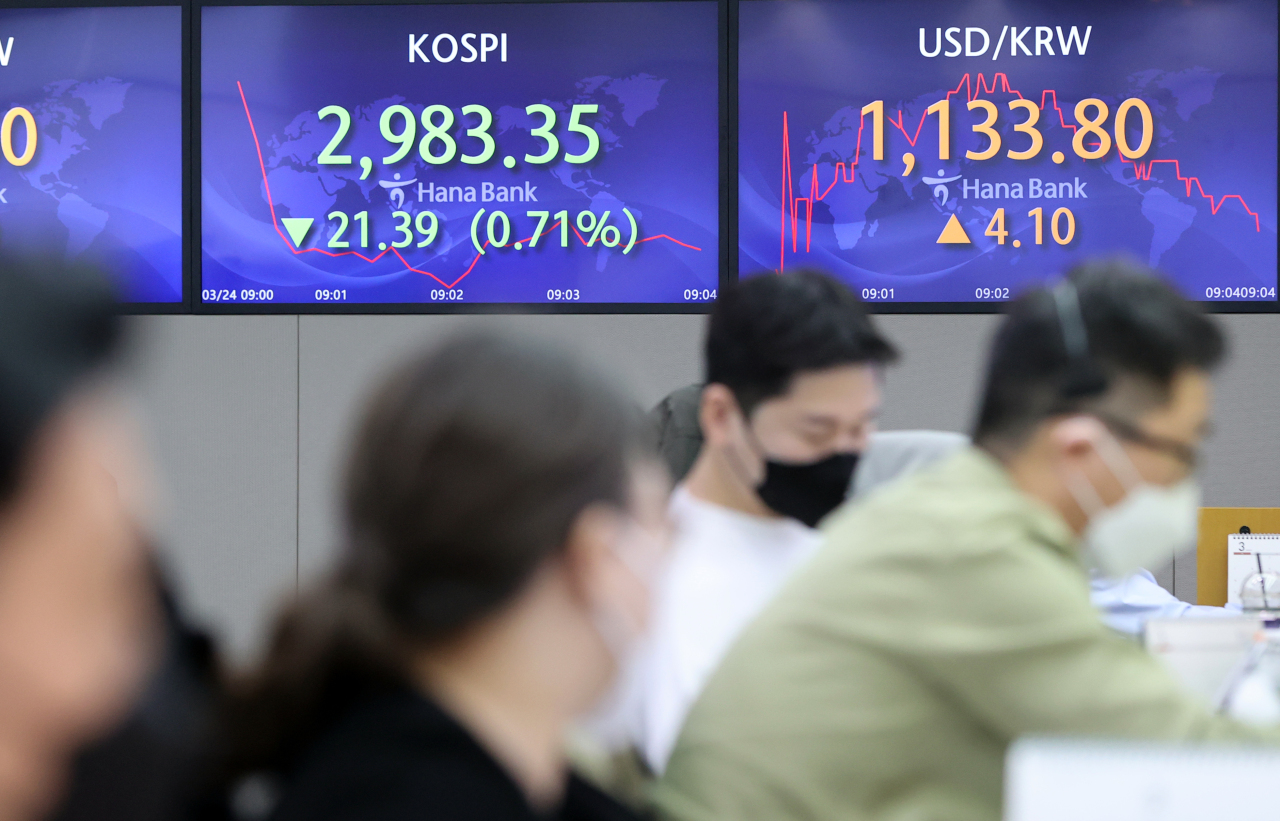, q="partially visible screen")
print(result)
[0,6,184,303]
[201,2,720,308]
[738,0,1278,307]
